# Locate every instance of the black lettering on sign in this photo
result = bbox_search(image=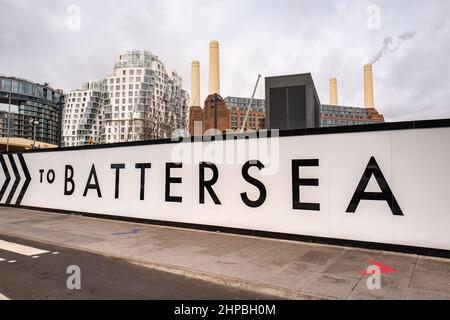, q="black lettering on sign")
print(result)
[47,169,55,184]
[64,165,75,195]
[165,163,182,203]
[346,157,403,216]
[292,159,320,211]
[241,160,267,208]
[39,169,44,183]
[110,164,125,199]
[135,163,151,201]
[199,162,221,205]
[83,164,102,198]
